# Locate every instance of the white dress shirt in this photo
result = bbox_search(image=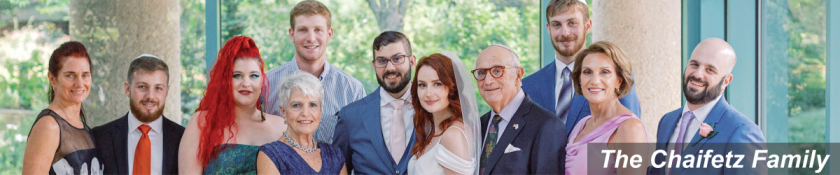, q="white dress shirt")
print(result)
[379,86,416,152]
[483,89,526,144]
[127,112,163,175]
[555,59,576,109]
[668,94,722,151]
